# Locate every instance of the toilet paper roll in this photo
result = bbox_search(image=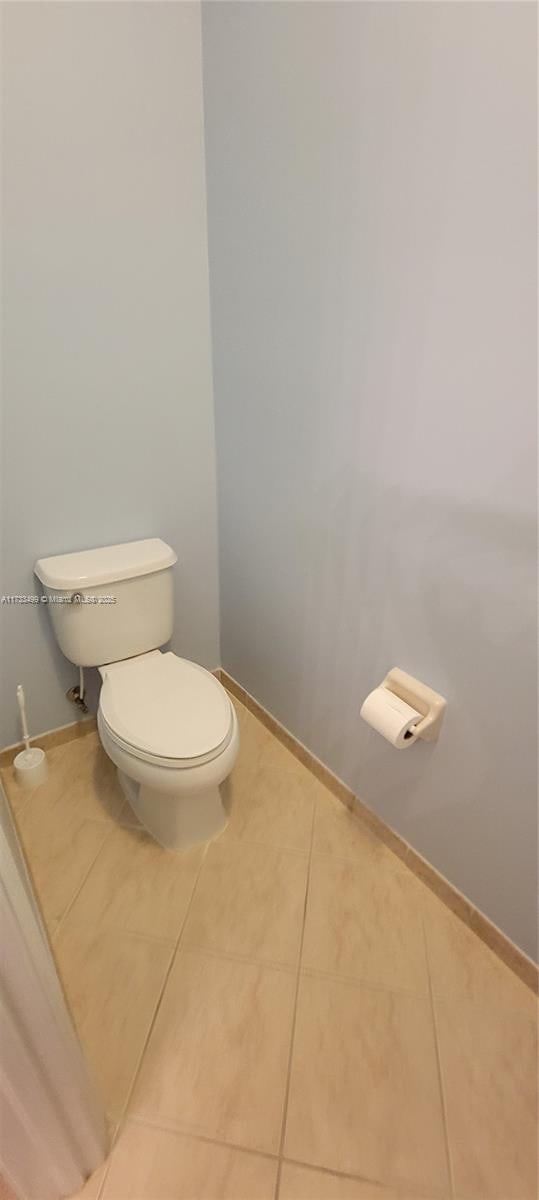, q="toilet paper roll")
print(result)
[360,687,422,749]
